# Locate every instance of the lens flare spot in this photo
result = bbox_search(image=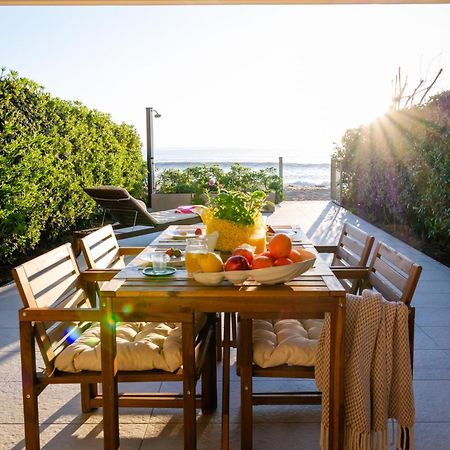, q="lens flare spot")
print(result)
[65,327,81,344]
[122,303,134,315]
